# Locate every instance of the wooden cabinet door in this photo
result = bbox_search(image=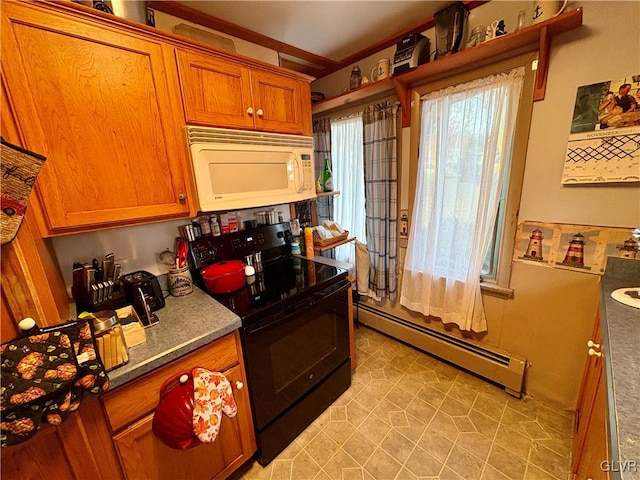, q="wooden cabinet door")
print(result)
[1,2,192,234]
[113,365,255,480]
[1,427,76,480]
[176,49,255,130]
[572,317,608,478]
[575,371,609,480]
[251,70,311,135]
